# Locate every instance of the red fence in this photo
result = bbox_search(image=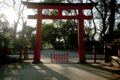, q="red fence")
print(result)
[85,47,105,63]
[51,54,69,62]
